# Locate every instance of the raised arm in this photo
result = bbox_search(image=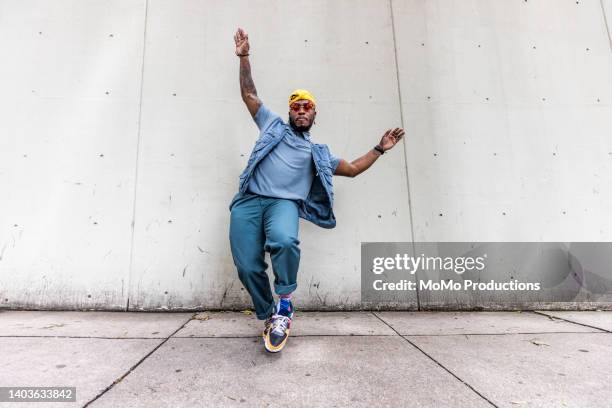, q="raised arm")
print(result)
[234,28,262,117]
[334,128,405,177]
